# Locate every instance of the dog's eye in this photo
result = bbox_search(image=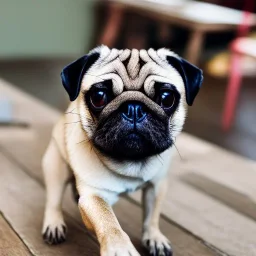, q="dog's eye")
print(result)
[158,90,175,109]
[90,89,108,109]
